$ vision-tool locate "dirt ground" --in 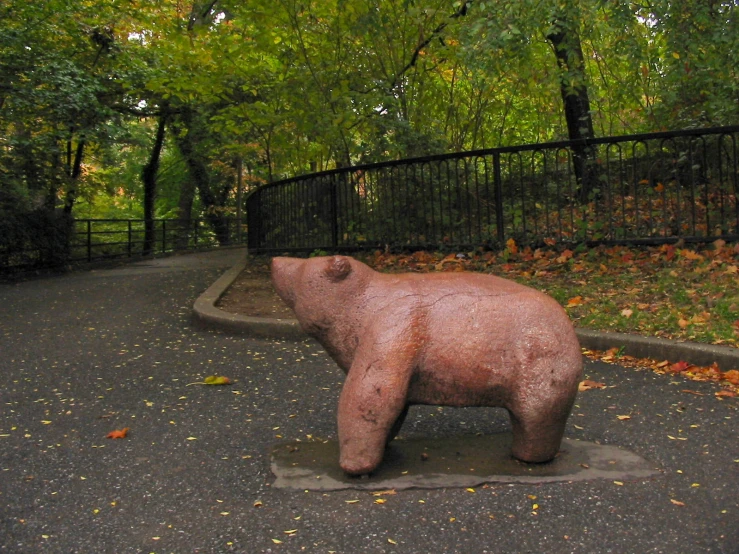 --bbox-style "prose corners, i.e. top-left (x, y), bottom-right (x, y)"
top-left (215, 258), bottom-right (294, 318)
